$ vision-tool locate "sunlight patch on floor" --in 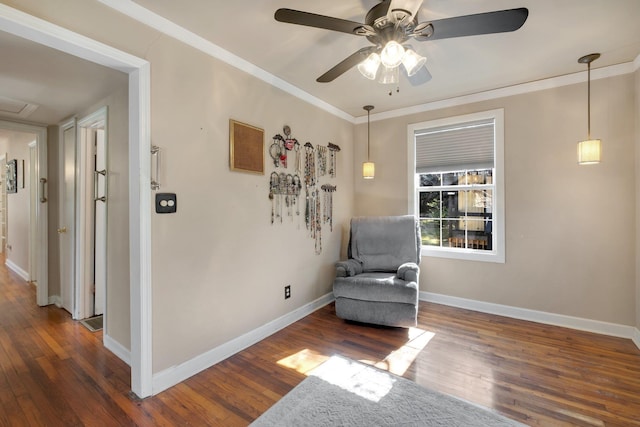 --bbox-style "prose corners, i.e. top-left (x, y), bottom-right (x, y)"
top-left (277, 348), bottom-right (329, 374)
top-left (310, 355), bottom-right (395, 403)
top-left (276, 327), bottom-right (436, 378)
top-left (375, 328), bottom-right (435, 376)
